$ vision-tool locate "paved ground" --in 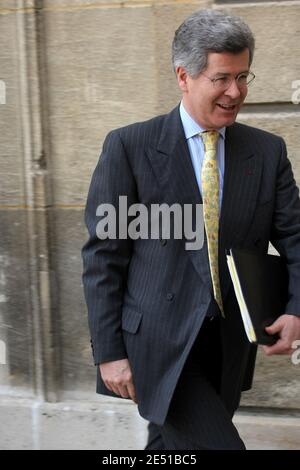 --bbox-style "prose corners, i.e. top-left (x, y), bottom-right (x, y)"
top-left (0, 395), bottom-right (299, 450)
